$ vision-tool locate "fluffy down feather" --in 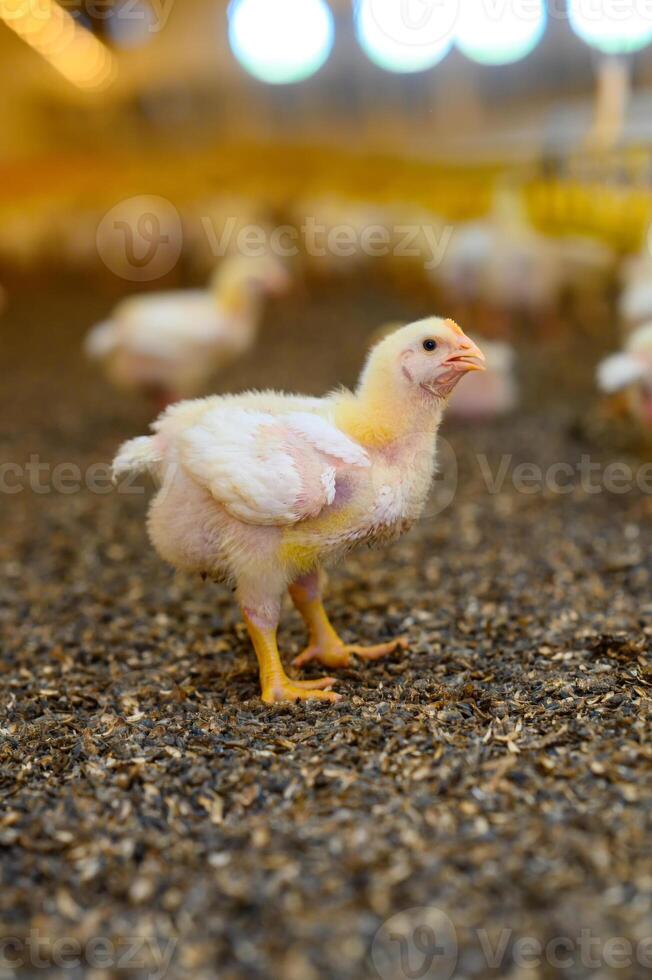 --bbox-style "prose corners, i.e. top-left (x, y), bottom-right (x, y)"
top-left (112, 436), bottom-right (163, 479)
